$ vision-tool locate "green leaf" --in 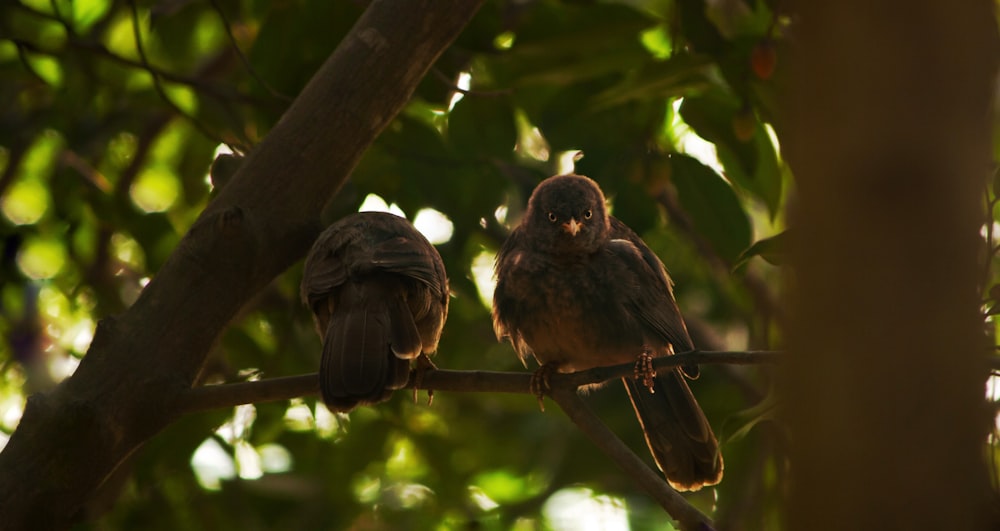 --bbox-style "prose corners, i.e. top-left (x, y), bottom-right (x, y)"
top-left (734, 230), bottom-right (790, 269)
top-left (487, 3), bottom-right (653, 88)
top-left (669, 153), bottom-right (752, 263)
top-left (448, 97), bottom-right (517, 159)
top-left (680, 92), bottom-right (783, 216)
top-left (590, 53), bottom-right (715, 110)
top-left (722, 391), bottom-right (779, 444)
